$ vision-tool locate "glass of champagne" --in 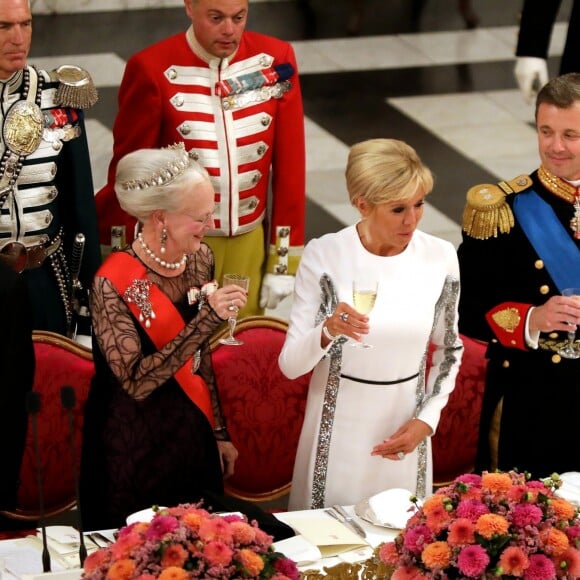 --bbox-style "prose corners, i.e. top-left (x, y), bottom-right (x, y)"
top-left (557, 287), bottom-right (580, 359)
top-left (351, 277), bottom-right (378, 349)
top-left (219, 273), bottom-right (250, 346)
